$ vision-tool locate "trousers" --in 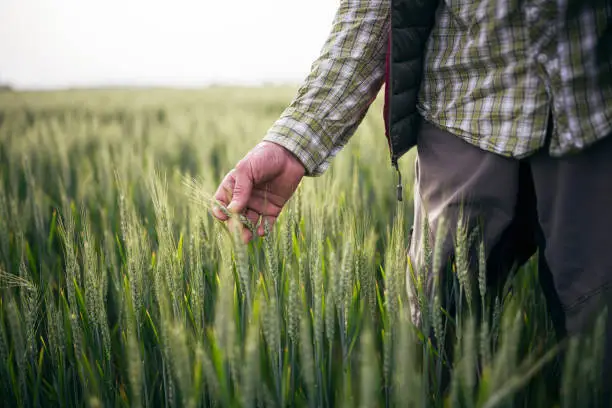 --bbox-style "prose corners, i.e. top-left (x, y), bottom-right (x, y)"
top-left (407, 119), bottom-right (612, 395)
